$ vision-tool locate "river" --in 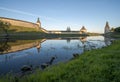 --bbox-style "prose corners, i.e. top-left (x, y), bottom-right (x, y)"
top-left (0, 36), bottom-right (111, 75)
